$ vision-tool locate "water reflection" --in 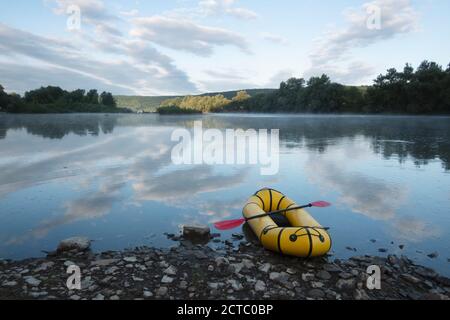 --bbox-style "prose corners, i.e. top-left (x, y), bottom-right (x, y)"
top-left (0, 114), bottom-right (449, 276)
top-left (1, 114), bottom-right (448, 170)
